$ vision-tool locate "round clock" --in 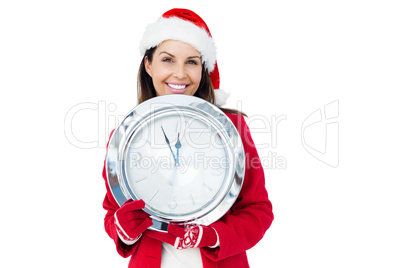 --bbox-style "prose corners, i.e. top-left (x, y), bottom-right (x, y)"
top-left (106, 95), bottom-right (245, 231)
